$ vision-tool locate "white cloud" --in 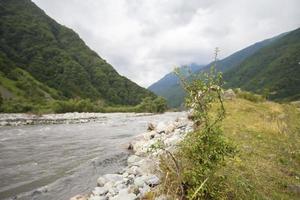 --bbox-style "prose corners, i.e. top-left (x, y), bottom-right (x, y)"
top-left (33, 0), bottom-right (300, 87)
